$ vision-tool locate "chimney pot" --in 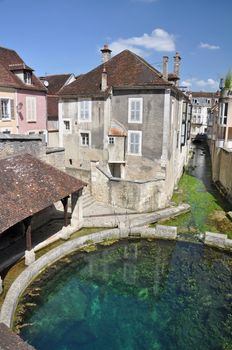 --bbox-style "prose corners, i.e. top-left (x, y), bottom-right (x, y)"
top-left (101, 44), bottom-right (112, 63)
top-left (173, 52), bottom-right (181, 85)
top-left (162, 56), bottom-right (169, 80)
